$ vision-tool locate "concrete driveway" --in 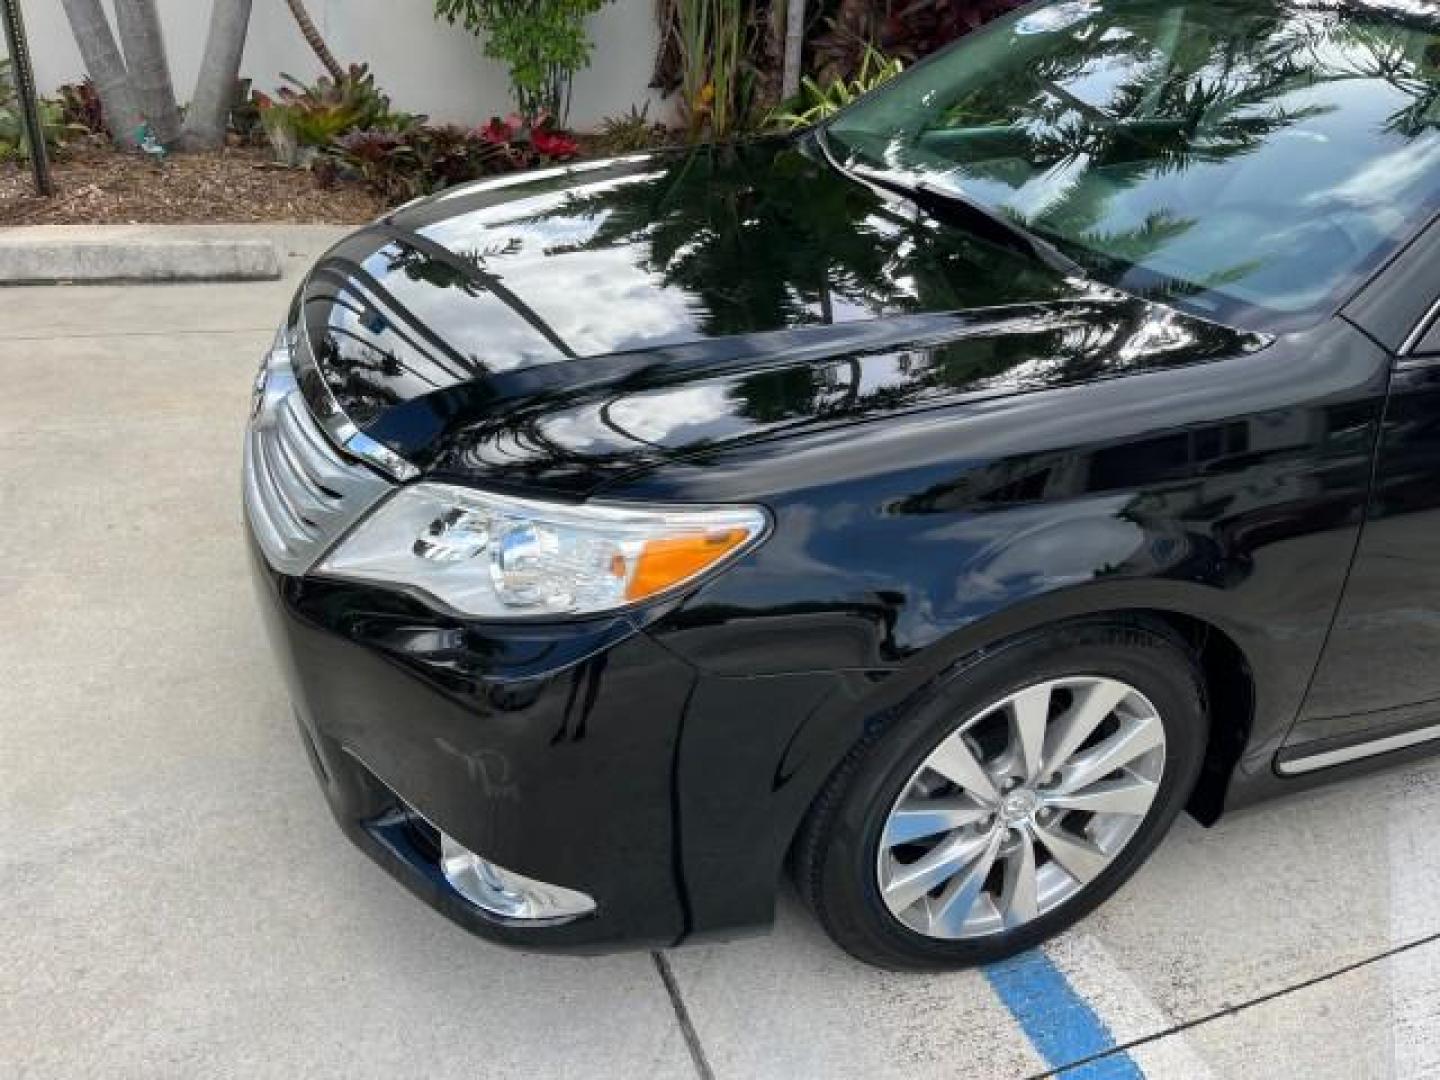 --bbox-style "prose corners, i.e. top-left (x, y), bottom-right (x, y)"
top-left (3, 228), bottom-right (1439, 1079)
